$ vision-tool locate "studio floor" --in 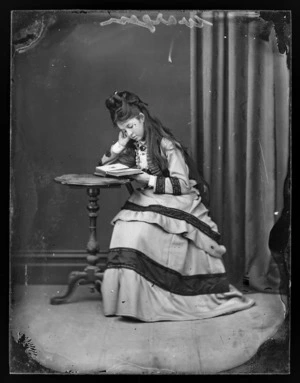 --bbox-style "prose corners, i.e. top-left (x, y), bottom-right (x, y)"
top-left (10, 284), bottom-right (289, 374)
